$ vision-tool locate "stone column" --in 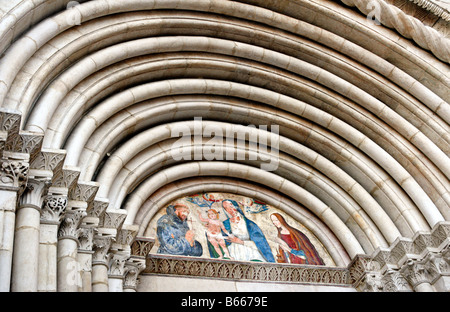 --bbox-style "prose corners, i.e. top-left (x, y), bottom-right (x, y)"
top-left (0, 159), bottom-right (28, 292)
top-left (11, 177), bottom-right (50, 292)
top-left (38, 195), bottom-right (67, 292)
top-left (77, 227), bottom-right (94, 292)
top-left (92, 235), bottom-right (113, 292)
top-left (57, 209), bottom-right (86, 292)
